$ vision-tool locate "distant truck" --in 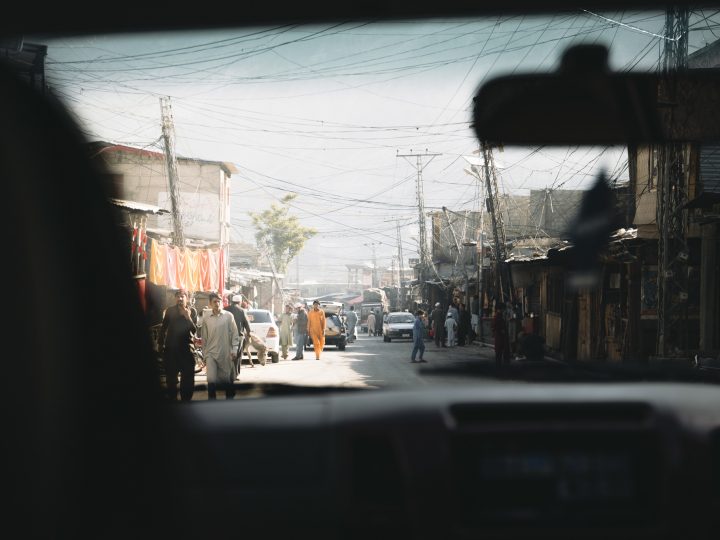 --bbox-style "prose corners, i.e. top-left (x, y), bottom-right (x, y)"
top-left (358, 288), bottom-right (389, 333)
